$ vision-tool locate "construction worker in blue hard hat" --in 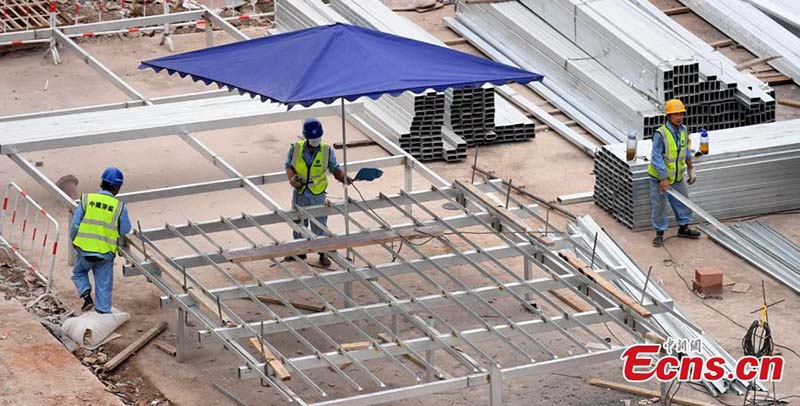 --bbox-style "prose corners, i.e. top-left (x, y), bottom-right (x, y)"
top-left (70, 167), bottom-right (132, 313)
top-left (648, 99), bottom-right (700, 247)
top-left (285, 118), bottom-right (350, 267)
